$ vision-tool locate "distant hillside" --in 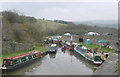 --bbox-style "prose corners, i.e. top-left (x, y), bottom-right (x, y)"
top-left (73, 20), bottom-right (118, 29)
top-left (52, 21), bottom-right (117, 36)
